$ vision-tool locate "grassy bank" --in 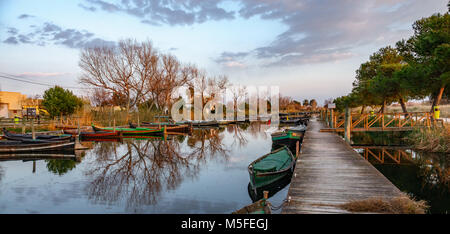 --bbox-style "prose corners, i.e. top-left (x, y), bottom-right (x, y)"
top-left (339, 195), bottom-right (428, 214)
top-left (406, 127), bottom-right (450, 153)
